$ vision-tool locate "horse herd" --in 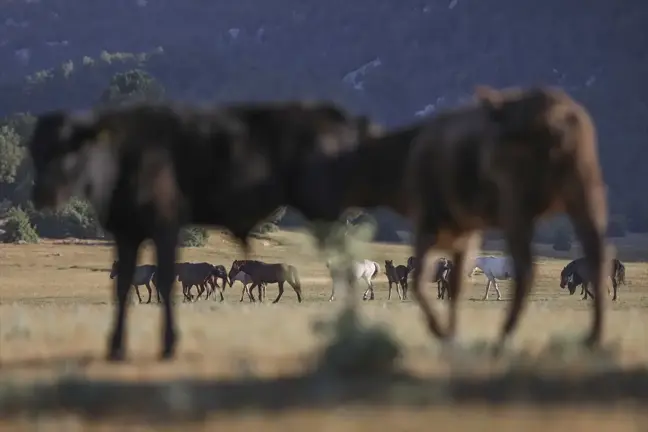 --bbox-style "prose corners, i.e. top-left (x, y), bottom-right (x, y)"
top-left (113, 254), bottom-right (627, 306)
top-left (28, 85), bottom-right (612, 360)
